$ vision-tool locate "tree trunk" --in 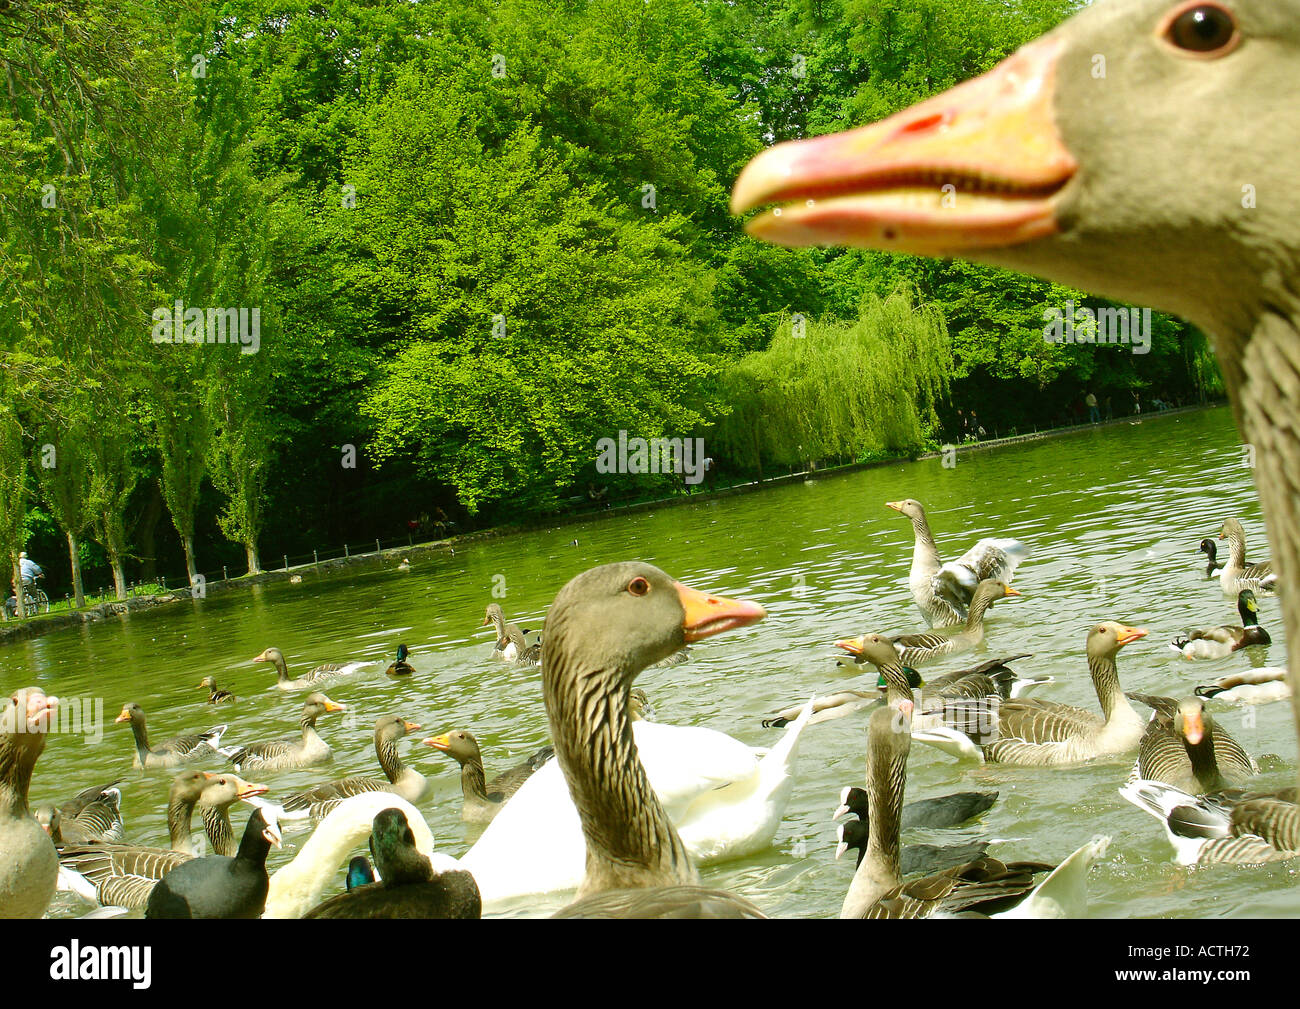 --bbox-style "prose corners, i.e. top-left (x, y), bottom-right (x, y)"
top-left (11, 559), bottom-right (24, 618)
top-left (182, 534), bottom-right (198, 584)
top-left (110, 556), bottom-right (127, 600)
top-left (137, 480), bottom-right (163, 582)
top-left (245, 542), bottom-right (260, 575)
top-left (66, 531), bottom-right (85, 608)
